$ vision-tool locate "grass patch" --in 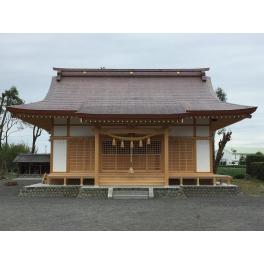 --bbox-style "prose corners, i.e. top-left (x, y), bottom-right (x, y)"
top-left (233, 179), bottom-right (264, 196)
top-left (217, 166), bottom-right (246, 178)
